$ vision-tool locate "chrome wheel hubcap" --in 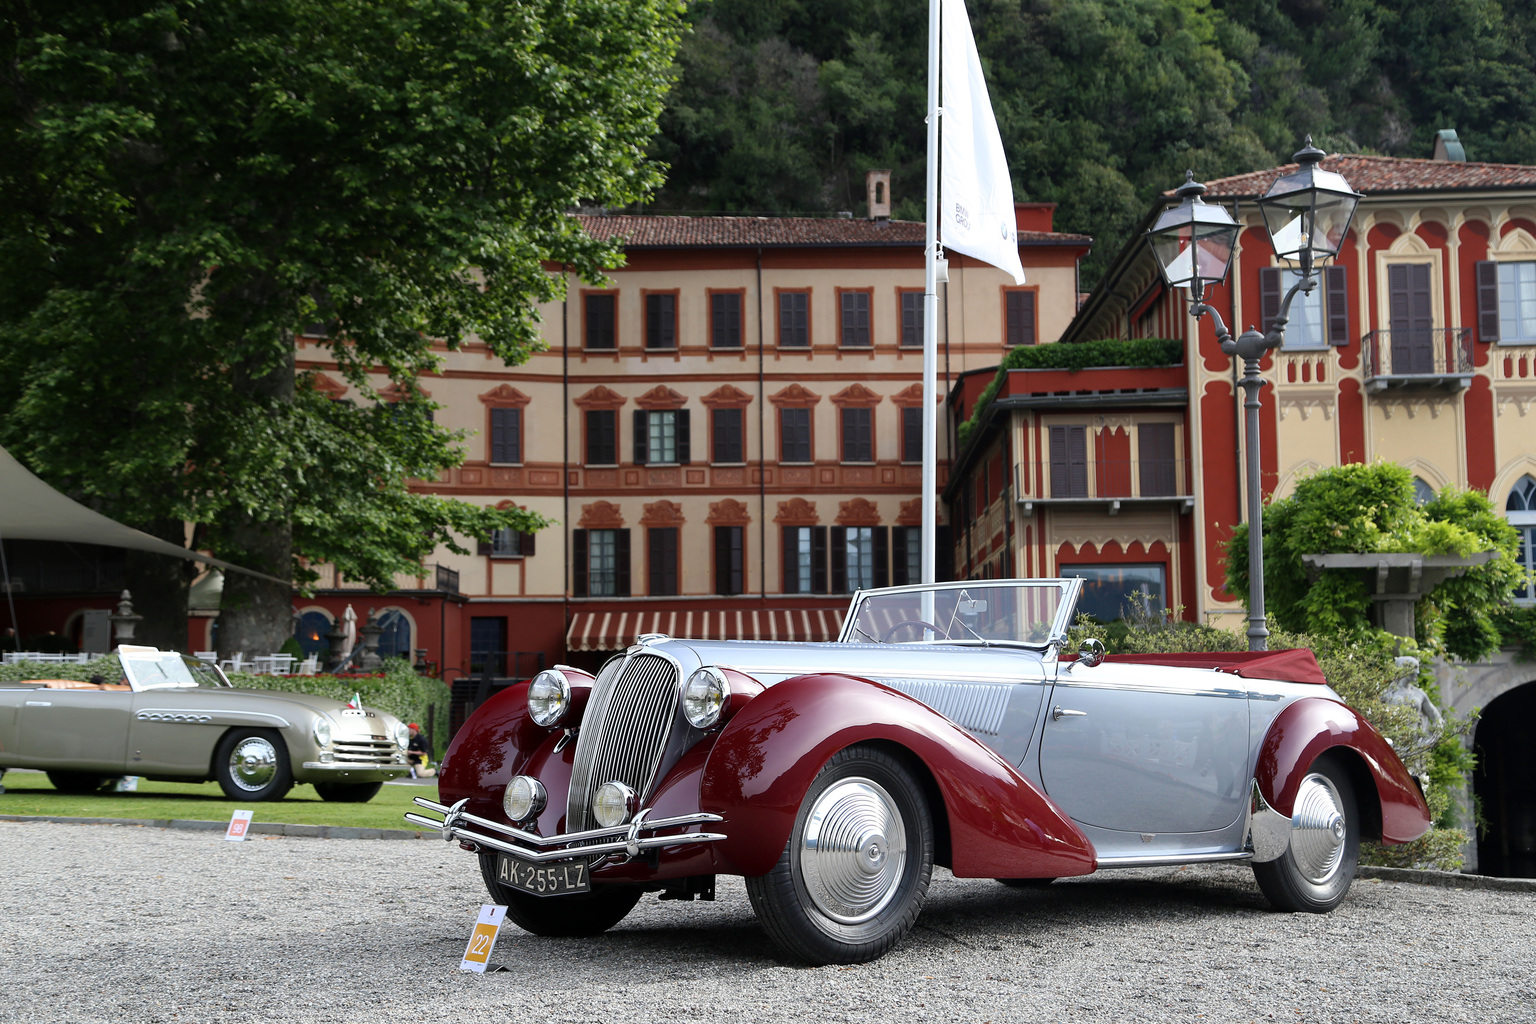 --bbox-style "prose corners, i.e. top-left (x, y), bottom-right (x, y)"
top-left (799, 777), bottom-right (907, 924)
top-left (229, 737), bottom-right (279, 792)
top-left (1290, 773), bottom-right (1347, 884)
